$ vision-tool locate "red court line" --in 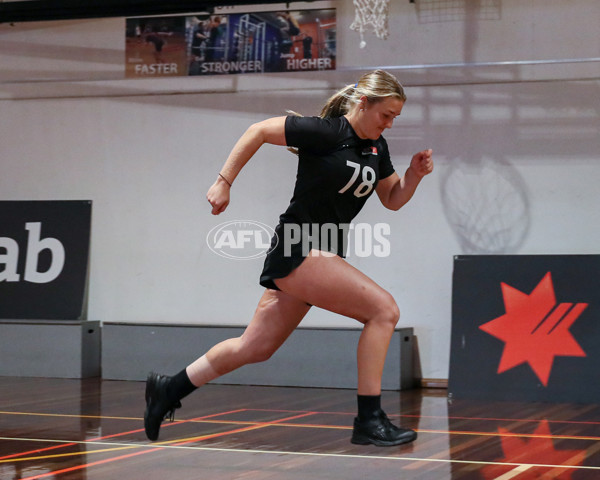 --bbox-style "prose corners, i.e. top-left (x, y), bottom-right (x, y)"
top-left (19, 448), bottom-right (157, 480)
top-left (174, 412), bottom-right (318, 446)
top-left (11, 410), bottom-right (600, 479)
top-left (0, 408), bottom-right (248, 462)
top-left (15, 411), bottom-right (318, 480)
top-left (7, 406), bottom-right (600, 479)
top-left (5, 405), bottom-right (596, 464)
